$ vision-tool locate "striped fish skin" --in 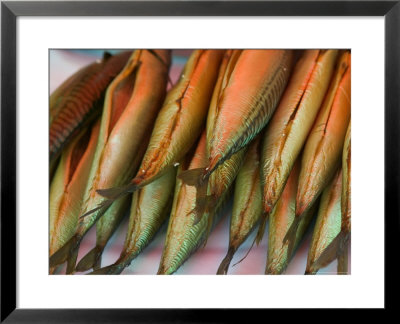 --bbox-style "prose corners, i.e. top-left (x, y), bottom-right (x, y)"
top-left (317, 122), bottom-right (351, 275)
top-left (49, 120), bottom-right (100, 260)
top-left (217, 135), bottom-right (263, 275)
top-left (50, 51), bottom-right (132, 162)
top-left (266, 160), bottom-right (315, 275)
top-left (296, 51), bottom-right (351, 219)
top-left (341, 122), bottom-right (351, 234)
top-left (49, 50), bottom-right (171, 272)
top-left (261, 49), bottom-right (339, 215)
top-left (206, 49), bottom-right (243, 155)
top-left (90, 167), bottom-right (177, 275)
top-left (205, 50), bottom-right (293, 177)
top-left (305, 169), bottom-right (342, 275)
top-left (158, 132), bottom-right (244, 275)
top-left (75, 195), bottom-right (130, 272)
top-left (337, 122), bottom-right (351, 274)
top-left (128, 49), bottom-right (225, 189)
